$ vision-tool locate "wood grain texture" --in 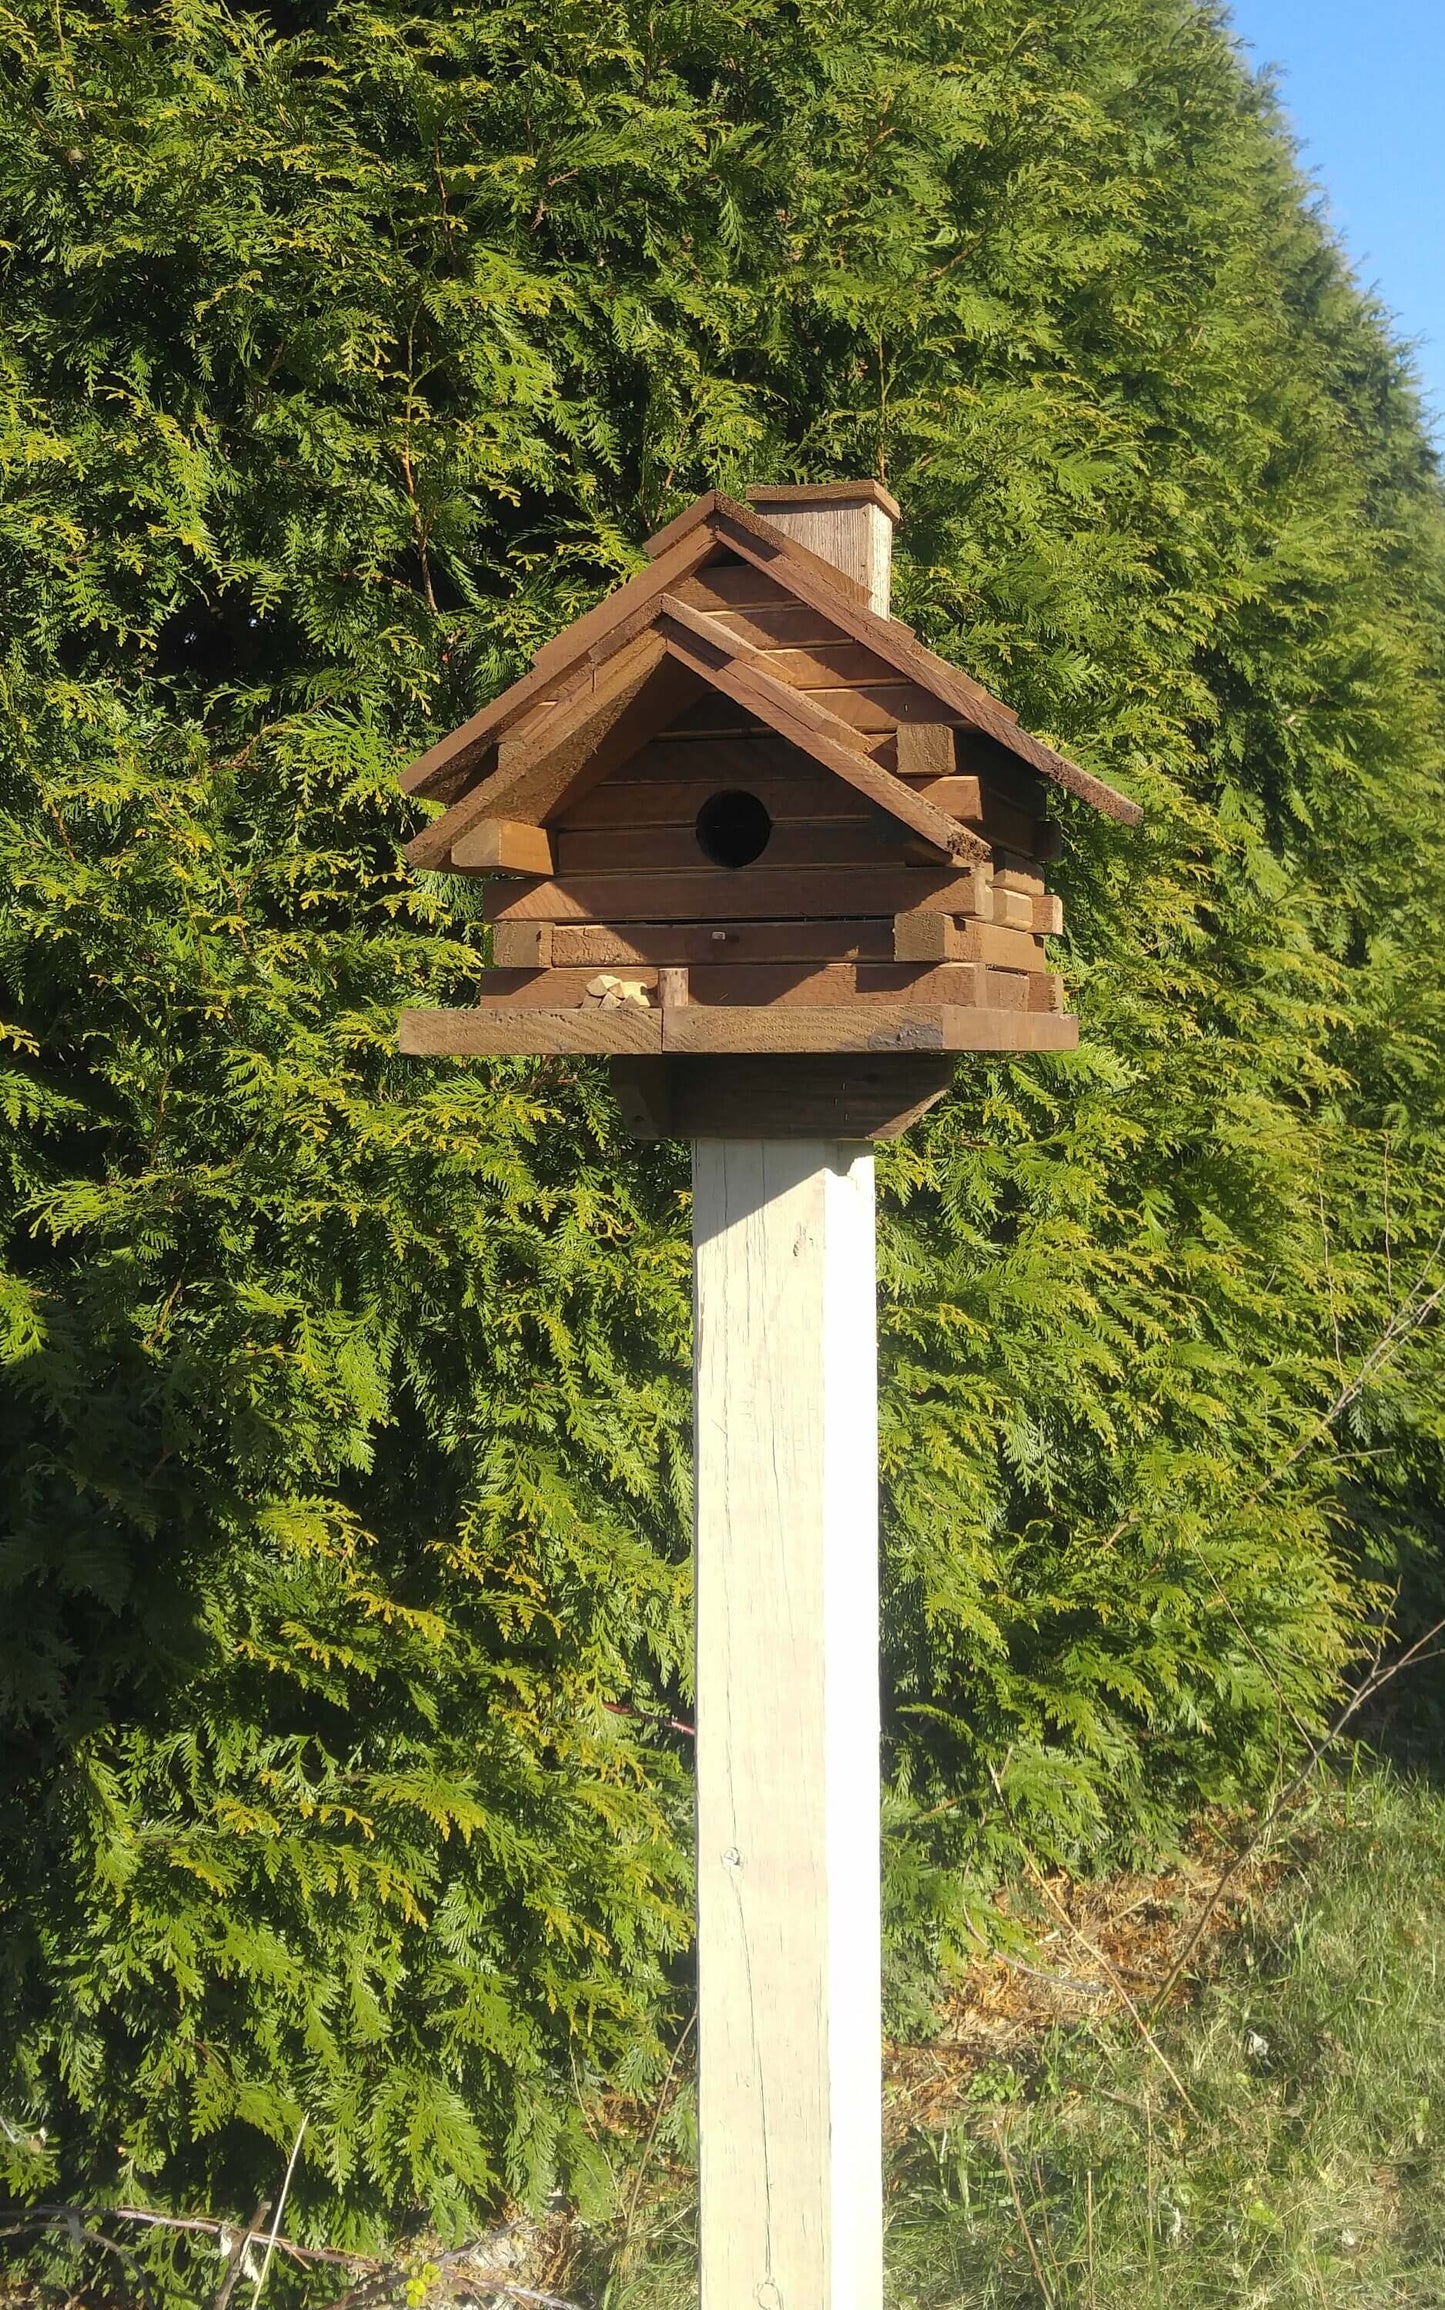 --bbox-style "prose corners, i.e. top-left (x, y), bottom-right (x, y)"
top-left (554, 818), bottom-right (921, 875)
top-left (470, 962), bottom-right (985, 1008)
top-left (671, 588), bottom-right (854, 650)
top-left (397, 1006), bottom-right (661, 1055)
top-left (686, 963), bottom-right (983, 1007)
top-left (483, 863), bottom-right (999, 924)
top-left (550, 920), bottom-right (896, 966)
top-left (893, 722), bottom-right (956, 781)
top-left (612, 1054), bottom-right (957, 1140)
top-left (663, 1006), bottom-right (1075, 1053)
top-left (405, 636), bottom-right (673, 866)
top-left (740, 488), bottom-right (895, 614)
top-left (708, 505), bottom-right (1143, 822)
top-left (992, 888), bottom-right (1035, 931)
top-left (693, 1141), bottom-right (883, 2310)
top-left (893, 912), bottom-right (1045, 970)
top-left (560, 771), bottom-right (875, 830)
top-left (399, 522), bottom-right (718, 800)
top-left (489, 921), bottom-right (554, 967)
top-left (642, 490), bottom-right (873, 607)
top-left (449, 819), bottom-right (554, 875)
top-left (655, 599), bottom-right (987, 861)
top-left (909, 778), bottom-right (1041, 856)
